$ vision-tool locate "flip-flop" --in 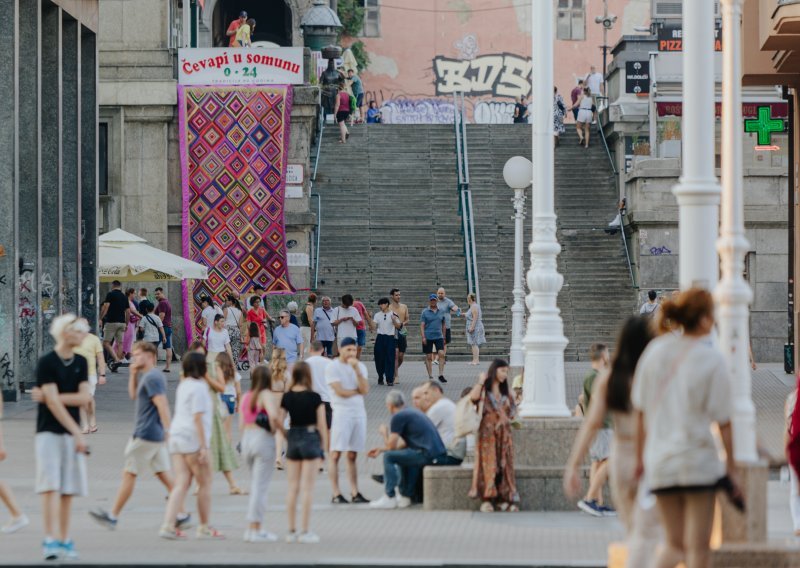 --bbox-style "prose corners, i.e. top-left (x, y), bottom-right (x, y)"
top-left (89, 425), bottom-right (98, 434)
